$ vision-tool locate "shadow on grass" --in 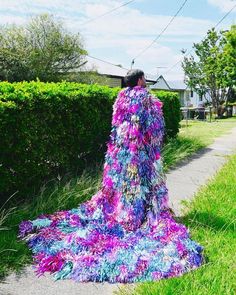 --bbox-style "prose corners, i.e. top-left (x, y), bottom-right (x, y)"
top-left (167, 147), bottom-right (213, 170)
top-left (162, 136), bottom-right (207, 171)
